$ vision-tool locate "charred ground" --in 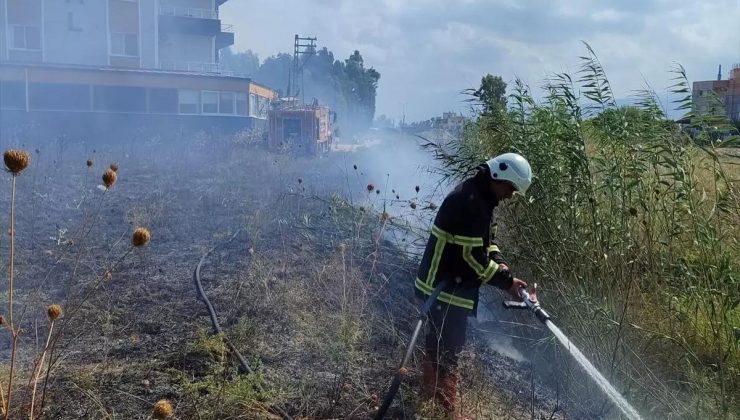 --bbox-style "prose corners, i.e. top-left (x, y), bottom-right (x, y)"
top-left (0, 133), bottom-right (592, 419)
